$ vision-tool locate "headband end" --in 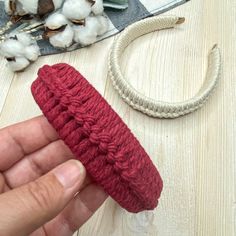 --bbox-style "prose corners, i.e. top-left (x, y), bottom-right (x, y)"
top-left (176, 17), bottom-right (185, 24)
